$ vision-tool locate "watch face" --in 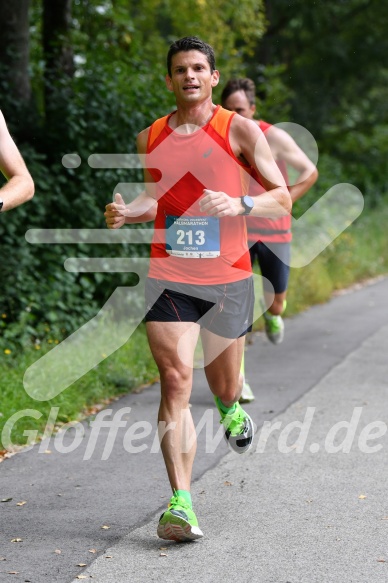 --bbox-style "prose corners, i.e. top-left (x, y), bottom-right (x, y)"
top-left (242, 196), bottom-right (254, 214)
